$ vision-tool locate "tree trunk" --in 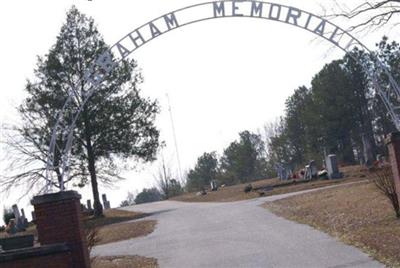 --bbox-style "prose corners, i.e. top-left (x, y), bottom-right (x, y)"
top-left (362, 134), bottom-right (374, 168)
top-left (83, 112), bottom-right (103, 217)
top-left (87, 140), bottom-right (103, 217)
top-left (341, 133), bottom-right (355, 165)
